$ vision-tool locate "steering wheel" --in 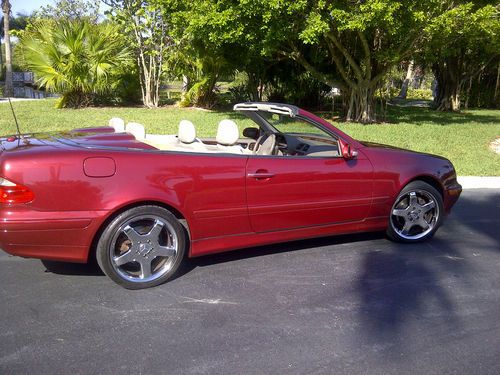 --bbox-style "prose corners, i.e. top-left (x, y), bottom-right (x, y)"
top-left (254, 134), bottom-right (277, 155)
